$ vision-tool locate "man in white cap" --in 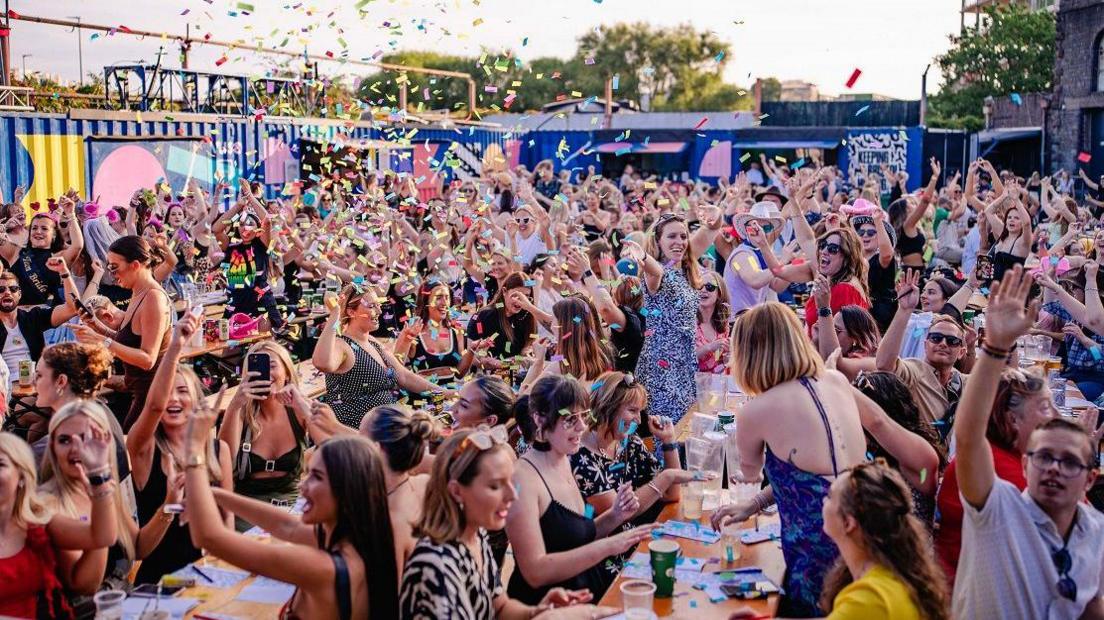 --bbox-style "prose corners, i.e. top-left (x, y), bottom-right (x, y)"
top-left (723, 201), bottom-right (785, 313)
